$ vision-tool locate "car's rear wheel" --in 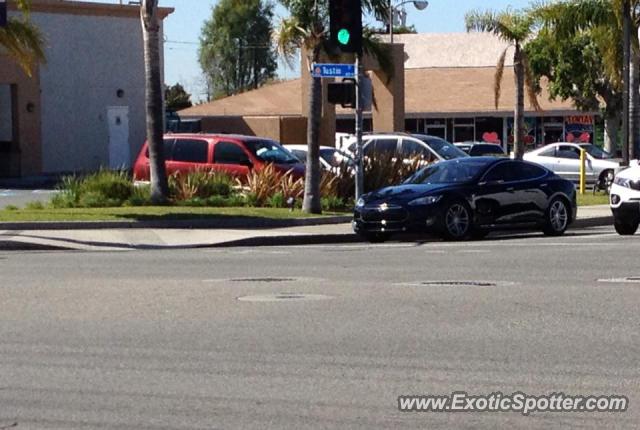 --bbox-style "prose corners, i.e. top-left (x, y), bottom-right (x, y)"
top-left (542, 198), bottom-right (570, 236)
top-left (614, 216), bottom-right (639, 235)
top-left (441, 201), bottom-right (472, 241)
